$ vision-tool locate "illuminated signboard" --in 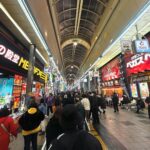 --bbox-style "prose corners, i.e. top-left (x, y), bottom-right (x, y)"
top-left (130, 83), bottom-right (138, 97)
top-left (0, 44), bottom-right (47, 82)
top-left (101, 57), bottom-right (121, 81)
top-left (134, 39), bottom-right (150, 53)
top-left (125, 53), bottom-right (150, 76)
